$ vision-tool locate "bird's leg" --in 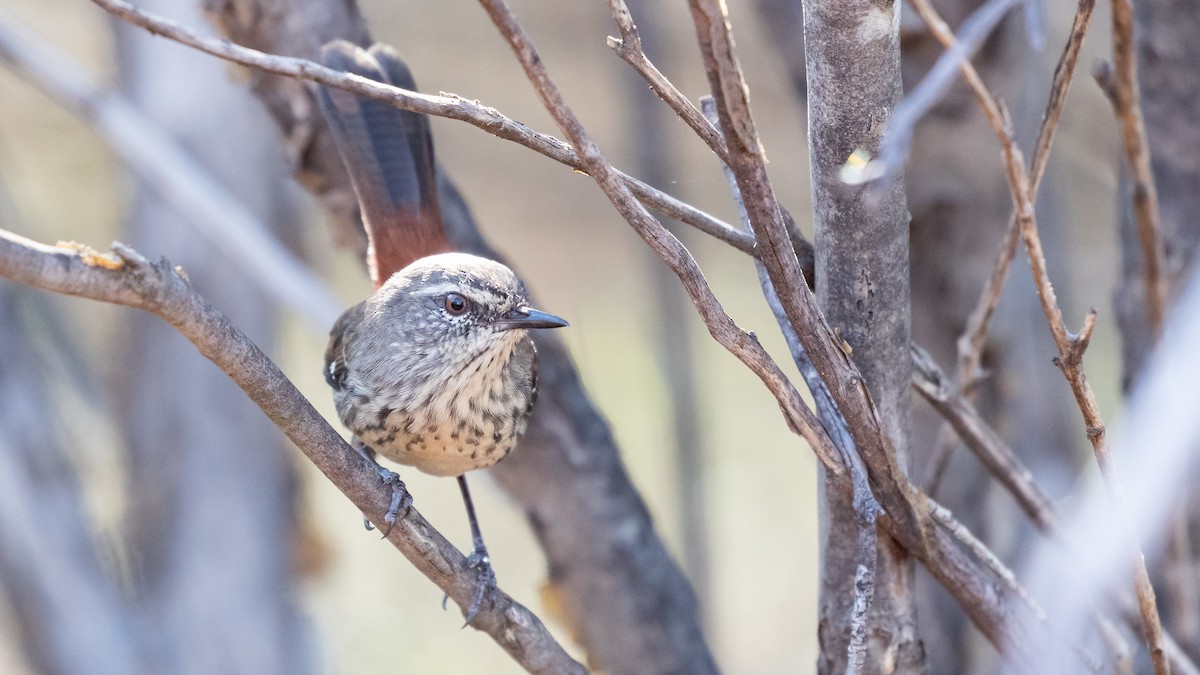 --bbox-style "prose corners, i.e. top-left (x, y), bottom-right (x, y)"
top-left (353, 437), bottom-right (411, 538)
top-left (456, 474), bottom-right (496, 626)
